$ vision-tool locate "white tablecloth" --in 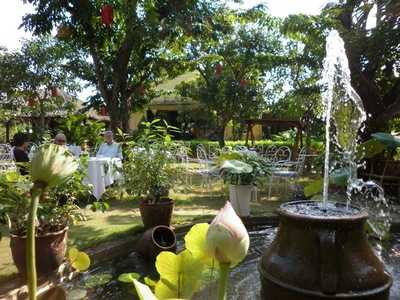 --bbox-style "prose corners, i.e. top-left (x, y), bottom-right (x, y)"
top-left (85, 157), bottom-right (122, 200)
